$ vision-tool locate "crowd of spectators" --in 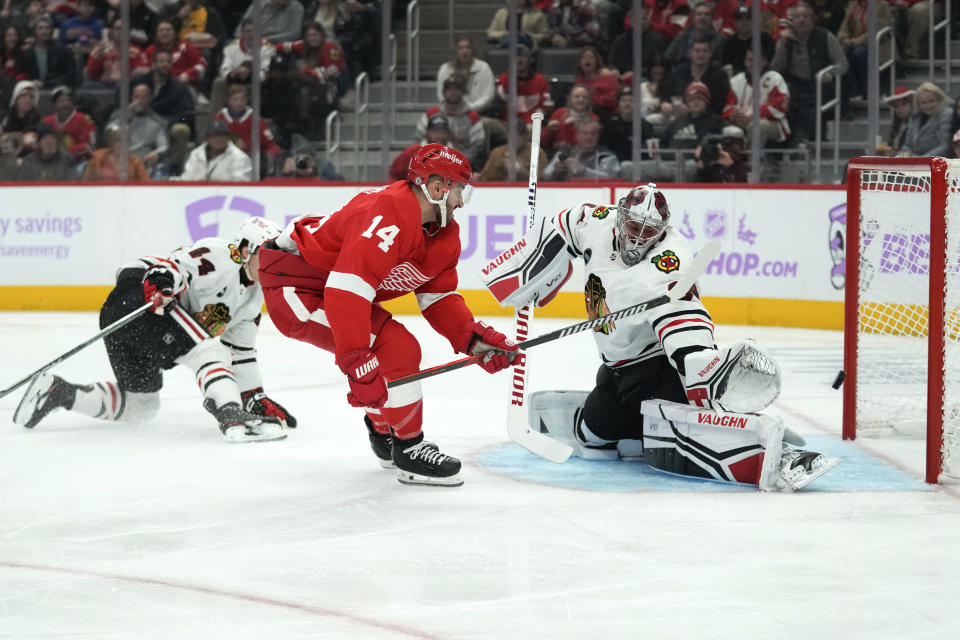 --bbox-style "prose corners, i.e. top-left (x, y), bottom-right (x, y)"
top-left (0, 0), bottom-right (375, 182)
